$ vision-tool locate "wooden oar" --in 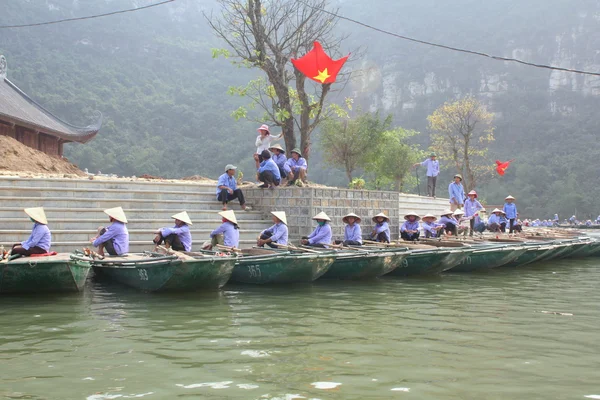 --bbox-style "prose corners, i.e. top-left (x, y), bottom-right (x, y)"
top-left (329, 243), bottom-right (364, 252)
top-left (272, 242), bottom-right (321, 254)
top-left (155, 245), bottom-right (197, 260)
top-left (216, 244), bottom-right (243, 254)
